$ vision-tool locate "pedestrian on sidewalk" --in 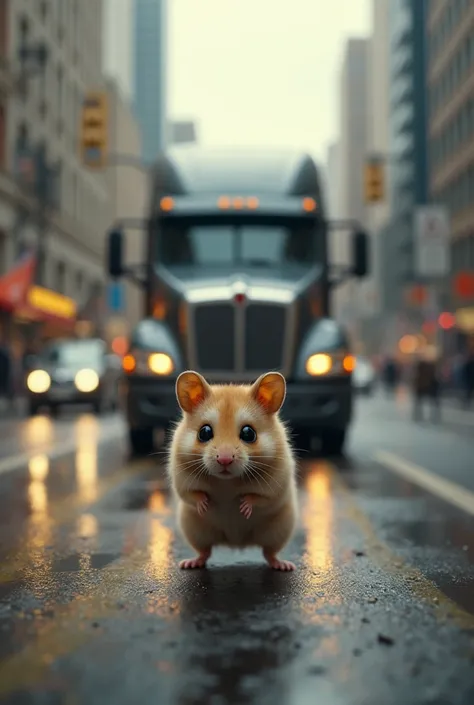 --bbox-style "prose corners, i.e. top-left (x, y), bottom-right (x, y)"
top-left (411, 346), bottom-right (441, 423)
top-left (460, 341), bottom-right (474, 408)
